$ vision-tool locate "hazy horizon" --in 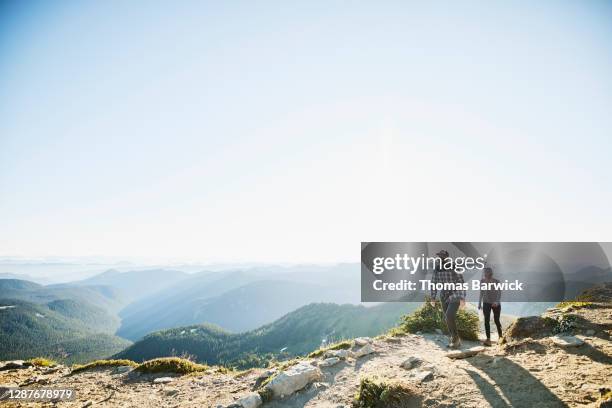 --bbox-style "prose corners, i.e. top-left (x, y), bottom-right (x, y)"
top-left (2, 1), bottom-right (612, 262)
